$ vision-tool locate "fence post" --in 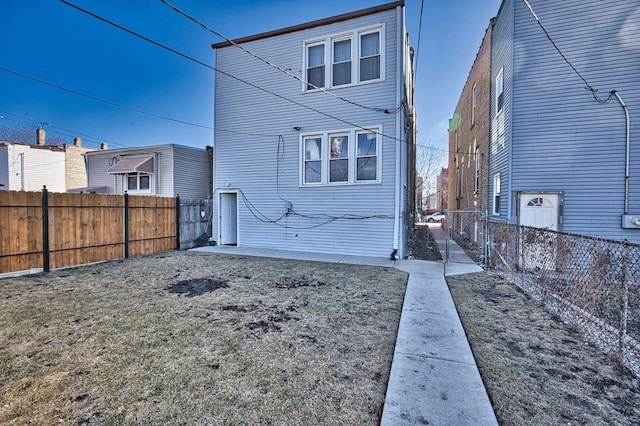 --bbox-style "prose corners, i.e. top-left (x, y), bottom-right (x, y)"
top-left (619, 244), bottom-right (630, 362)
top-left (175, 195), bottom-right (181, 250)
top-left (41, 186), bottom-right (50, 272)
top-left (124, 191), bottom-right (129, 259)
